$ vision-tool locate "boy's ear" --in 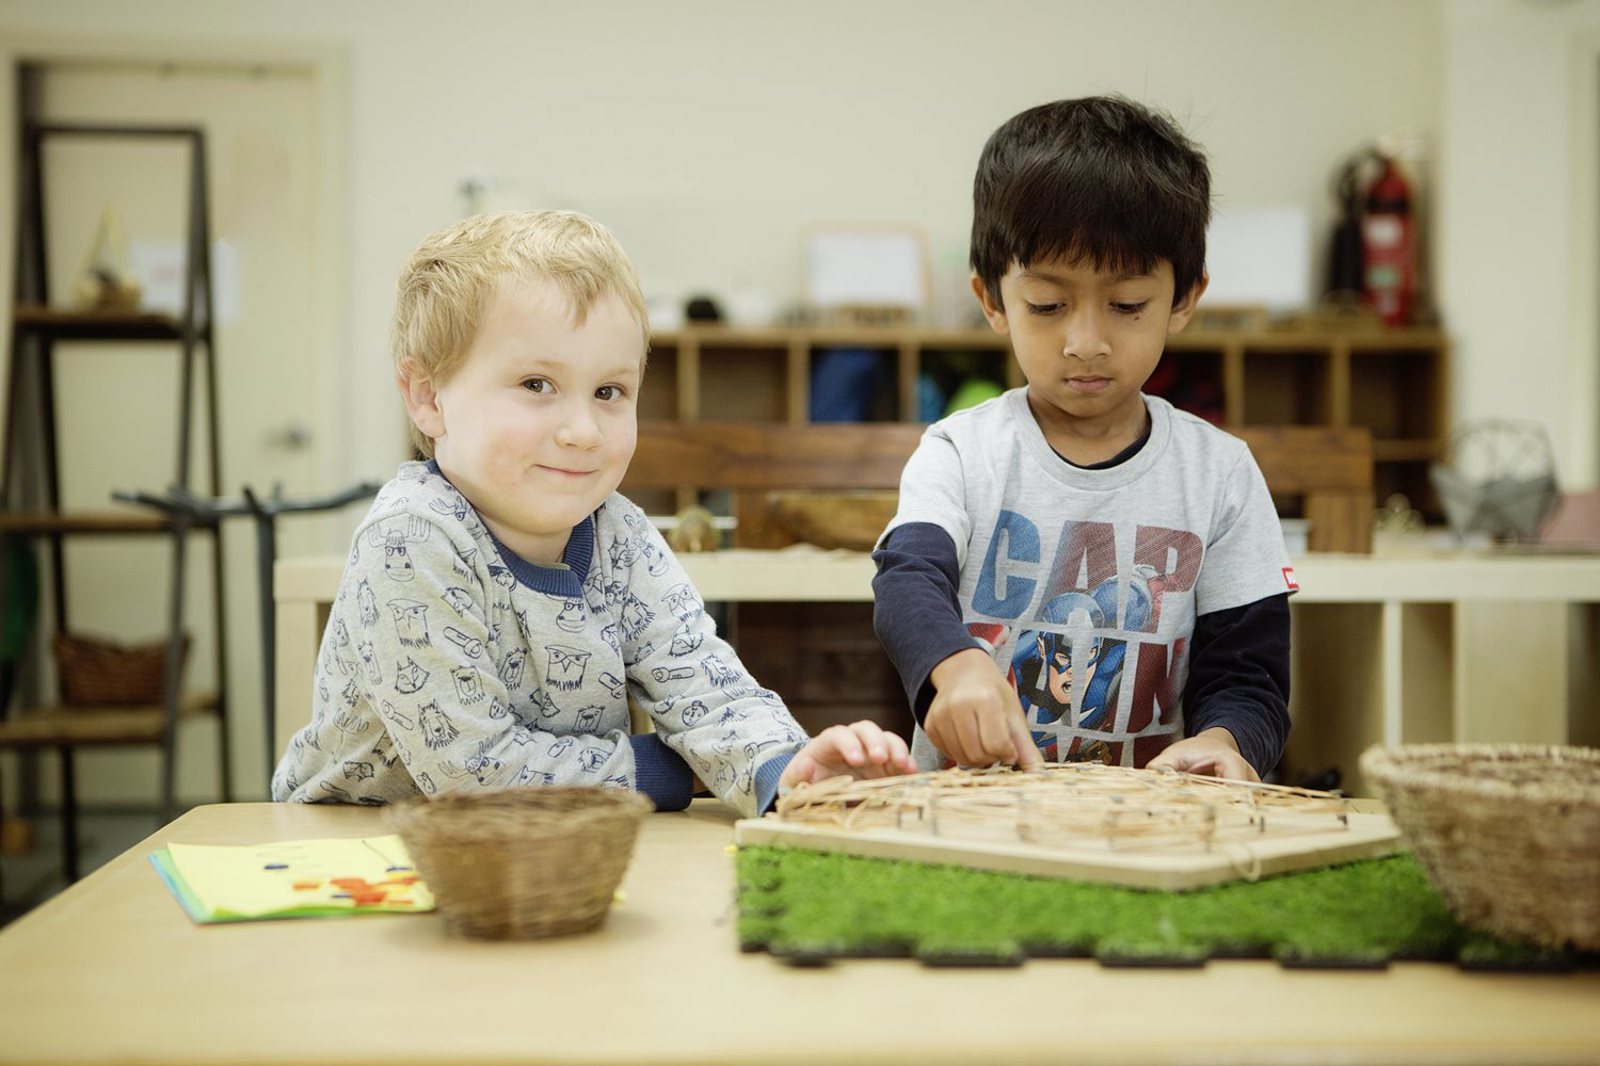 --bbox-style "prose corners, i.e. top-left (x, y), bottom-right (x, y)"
top-left (970, 274), bottom-right (1009, 335)
top-left (1166, 272), bottom-right (1210, 335)
top-left (396, 360), bottom-right (446, 442)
